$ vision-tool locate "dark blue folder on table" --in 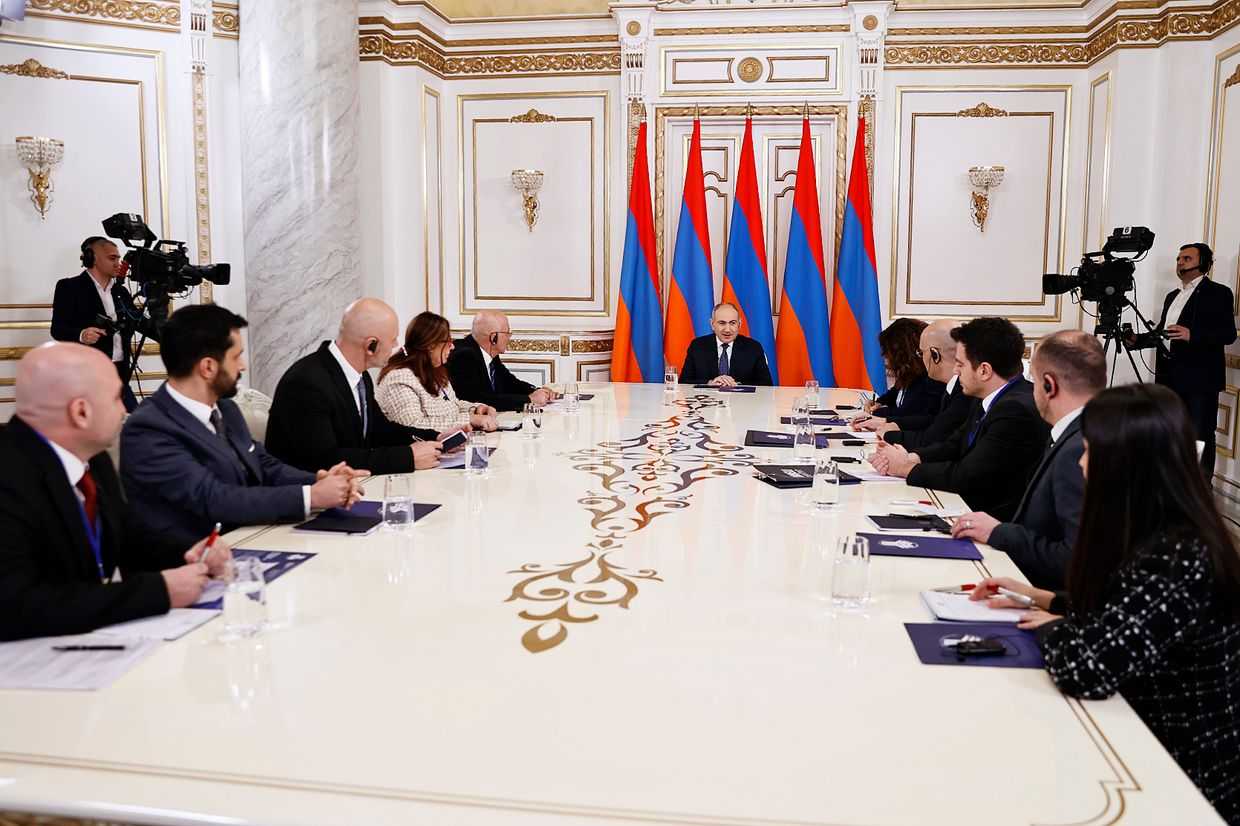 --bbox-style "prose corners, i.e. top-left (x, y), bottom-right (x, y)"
top-left (192, 549), bottom-right (316, 610)
top-left (857, 532), bottom-right (982, 560)
top-left (904, 622), bottom-right (1045, 669)
top-left (295, 500), bottom-right (441, 533)
top-left (779, 416), bottom-right (848, 426)
top-left (694, 384), bottom-right (757, 393)
top-left (745, 430), bottom-right (864, 449)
